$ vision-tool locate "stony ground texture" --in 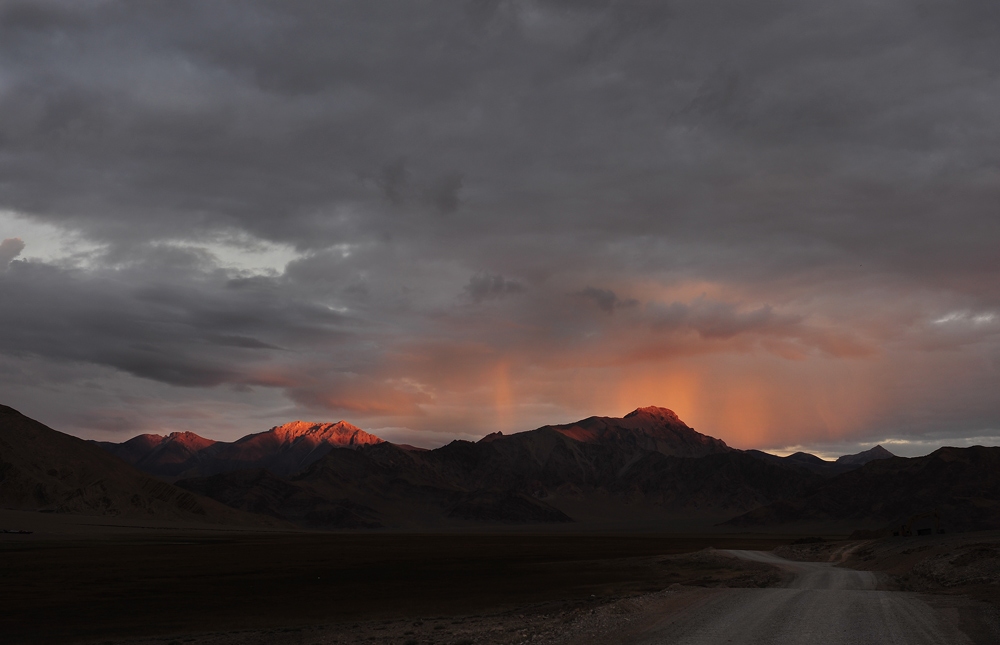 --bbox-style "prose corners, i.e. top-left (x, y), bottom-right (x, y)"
top-left (94, 589), bottom-right (692, 645)
top-left (48, 540), bottom-right (1000, 645)
top-left (99, 551), bottom-right (778, 645)
top-left (775, 531), bottom-right (1000, 601)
